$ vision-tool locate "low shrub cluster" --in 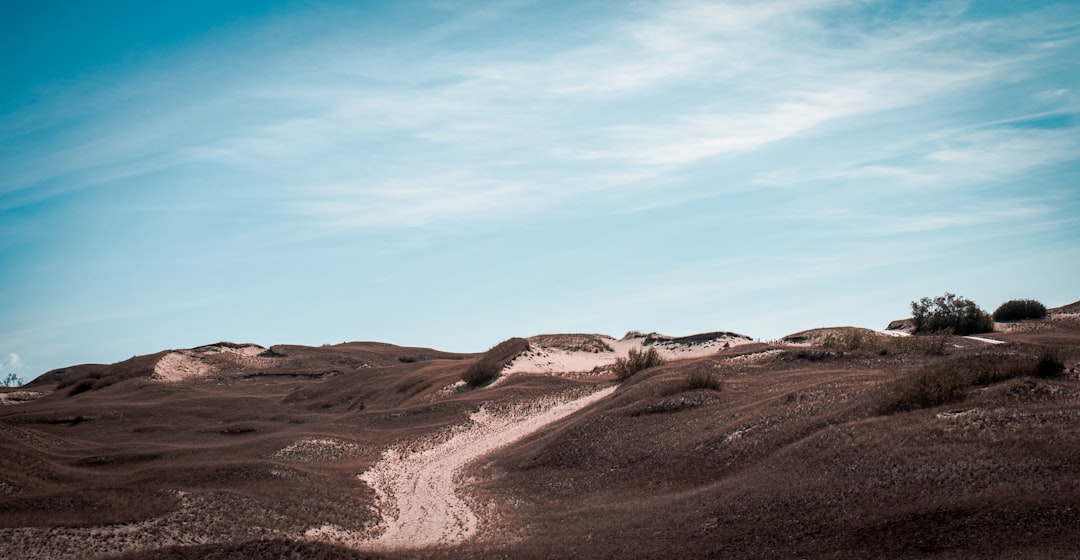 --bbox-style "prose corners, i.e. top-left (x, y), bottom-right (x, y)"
top-left (822, 330), bottom-right (881, 352)
top-left (782, 349), bottom-right (845, 362)
top-left (461, 337), bottom-right (530, 387)
top-left (893, 332), bottom-right (951, 356)
top-left (462, 361), bottom-right (501, 387)
top-left (1034, 349), bottom-right (1065, 379)
top-left (911, 293), bottom-right (993, 336)
top-left (613, 347), bottom-right (664, 381)
top-left (877, 350), bottom-right (1064, 414)
top-left (679, 370), bottom-right (723, 392)
top-left (992, 299), bottom-right (1048, 322)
